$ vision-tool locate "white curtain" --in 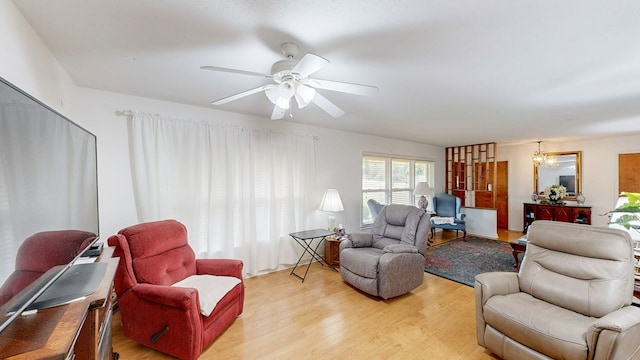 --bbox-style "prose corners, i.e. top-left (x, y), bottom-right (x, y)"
top-left (129, 113), bottom-right (316, 276)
